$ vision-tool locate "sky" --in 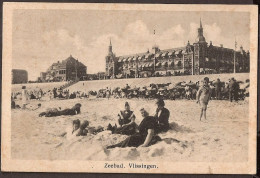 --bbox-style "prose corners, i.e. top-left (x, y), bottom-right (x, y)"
top-left (12, 10), bottom-right (250, 80)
